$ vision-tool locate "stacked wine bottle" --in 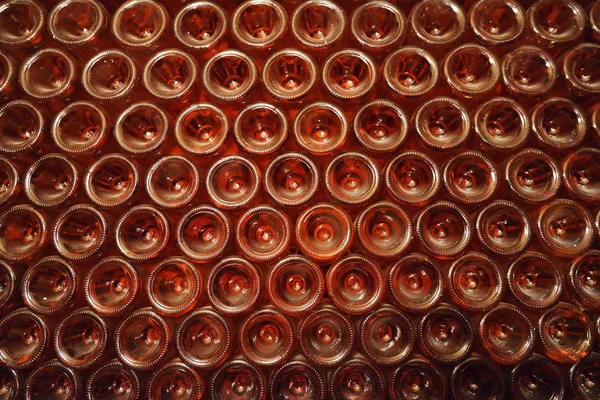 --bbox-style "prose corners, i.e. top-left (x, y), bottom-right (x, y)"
top-left (1, 0), bottom-right (600, 399)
